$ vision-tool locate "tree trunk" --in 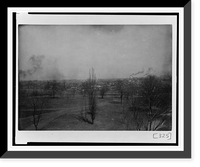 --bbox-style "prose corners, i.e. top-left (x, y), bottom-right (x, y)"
top-left (148, 98), bottom-right (153, 130)
top-left (33, 106), bottom-right (37, 130)
top-left (34, 125), bottom-right (38, 130)
top-left (120, 94), bottom-right (123, 104)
